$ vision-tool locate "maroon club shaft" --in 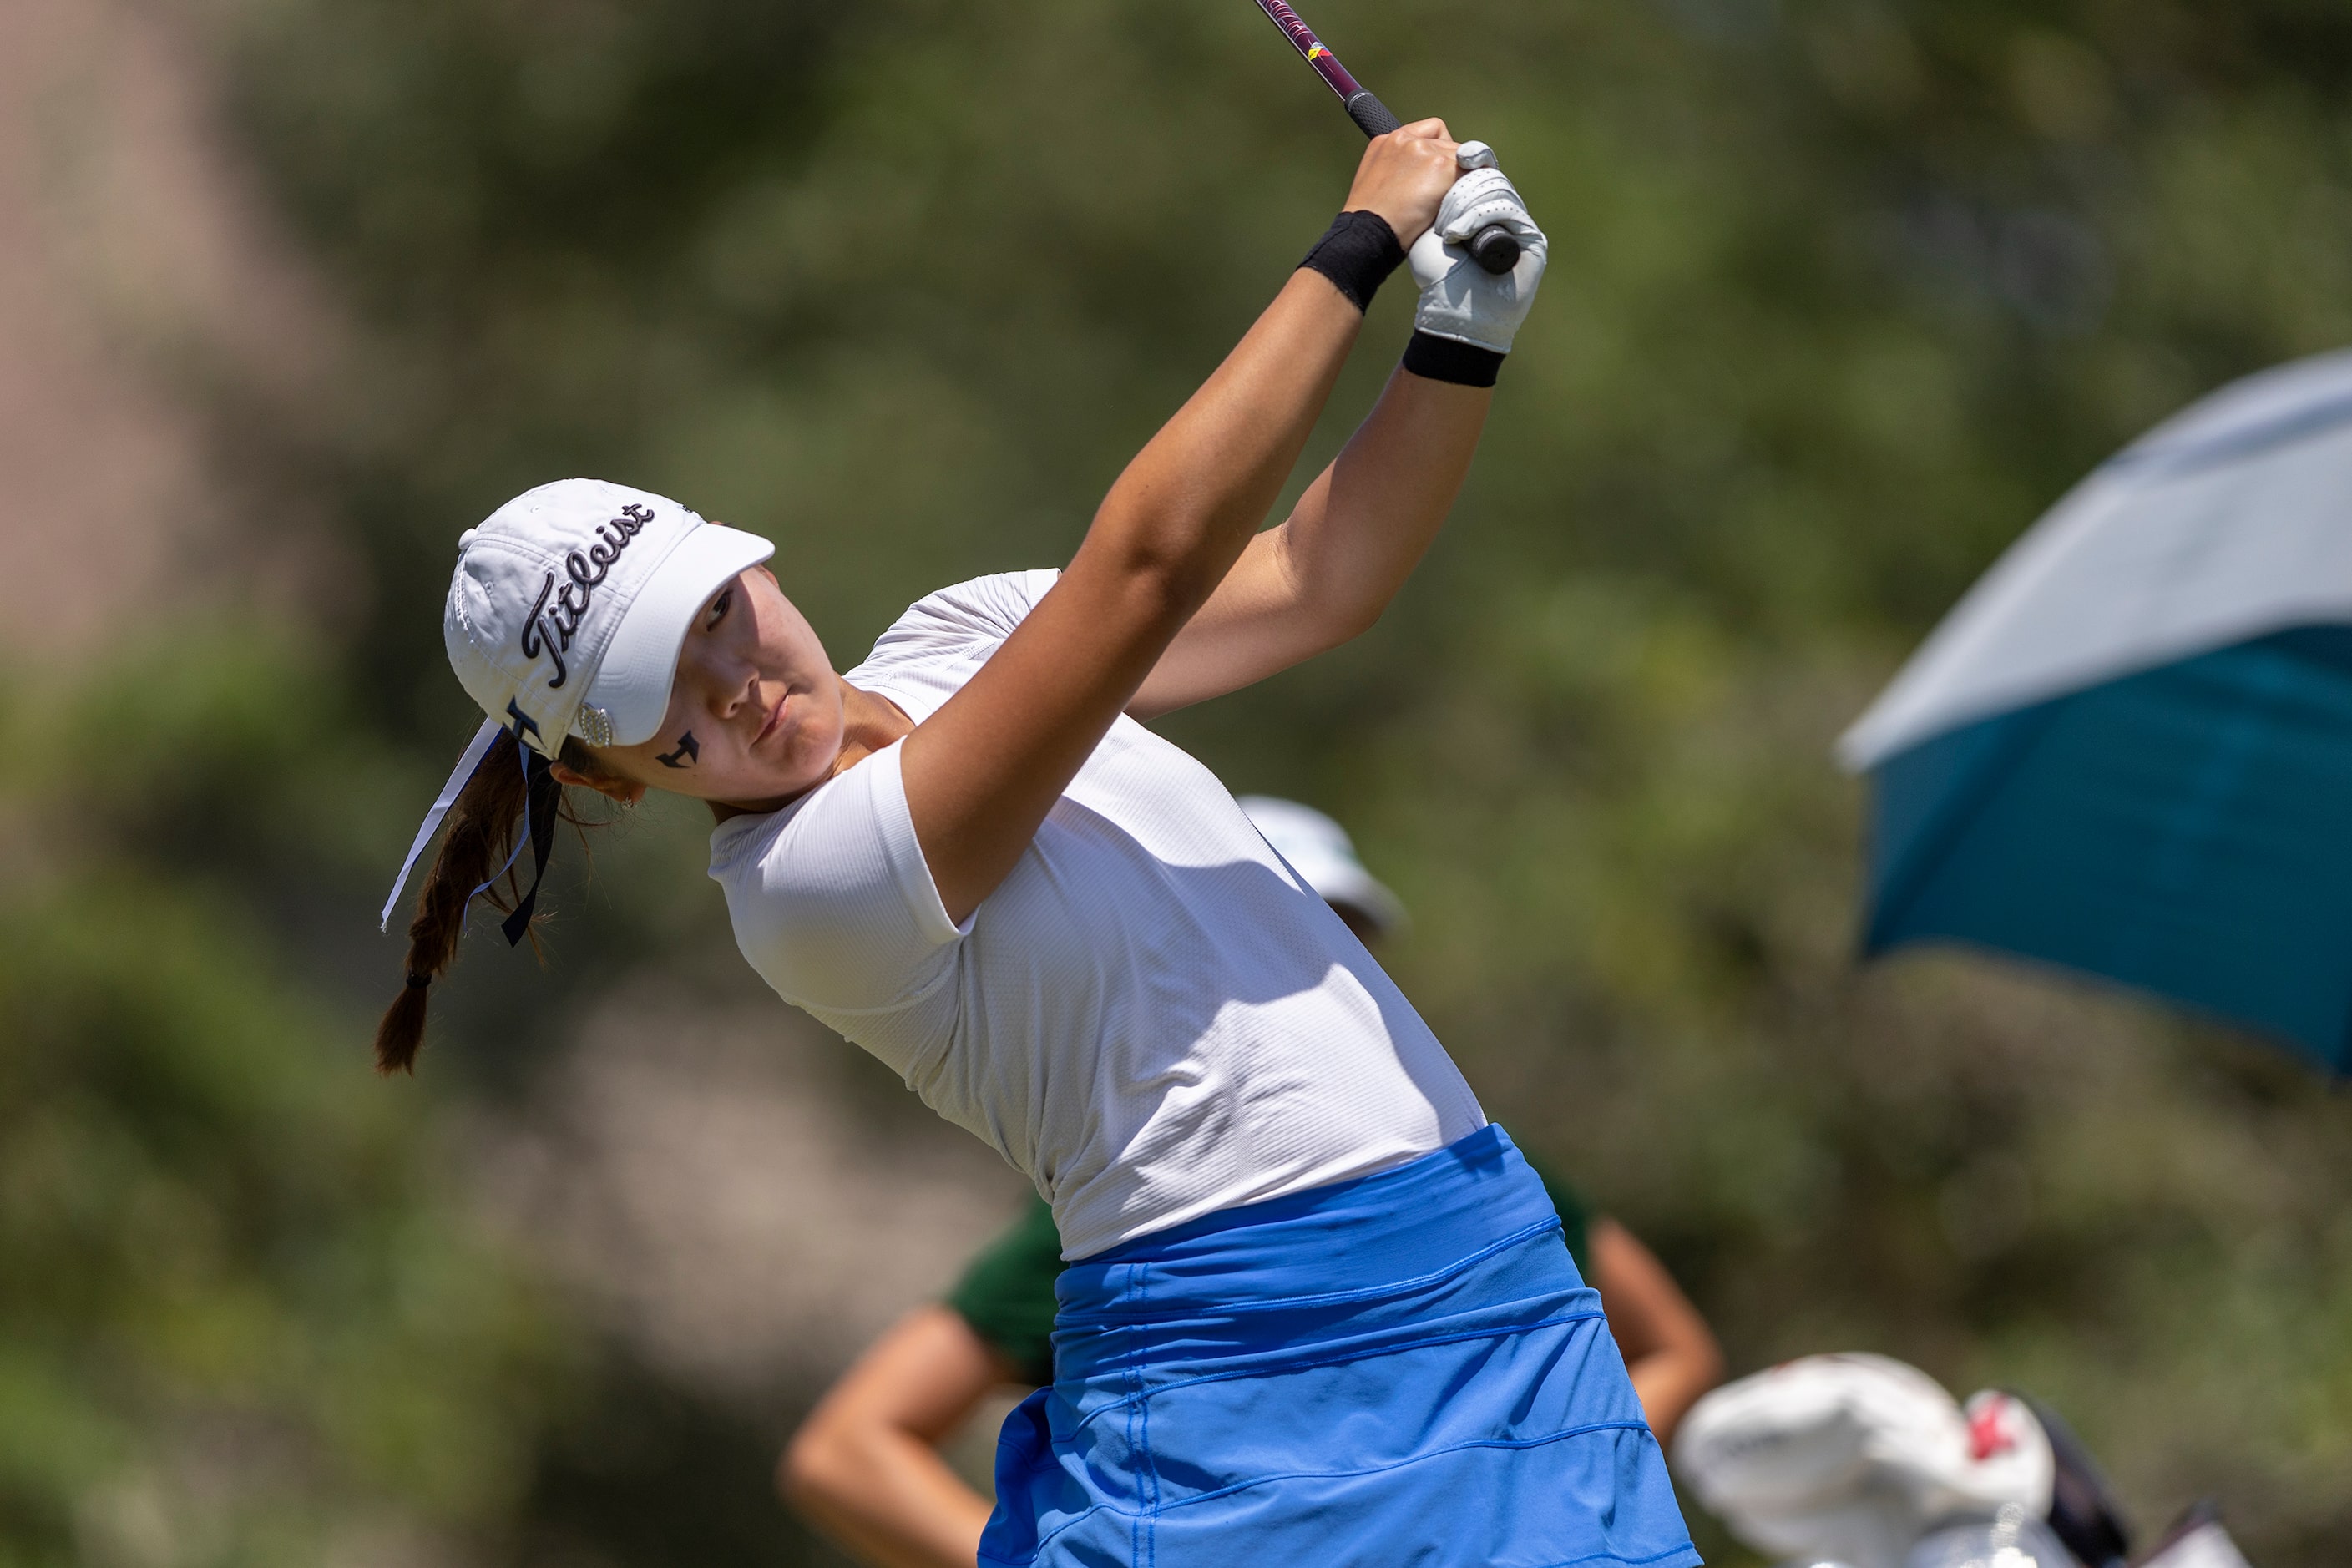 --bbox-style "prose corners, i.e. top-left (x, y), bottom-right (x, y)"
top-left (1247, 0), bottom-right (1520, 272)
top-left (1251, 0), bottom-right (1402, 138)
top-left (1255, 0), bottom-right (1368, 100)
